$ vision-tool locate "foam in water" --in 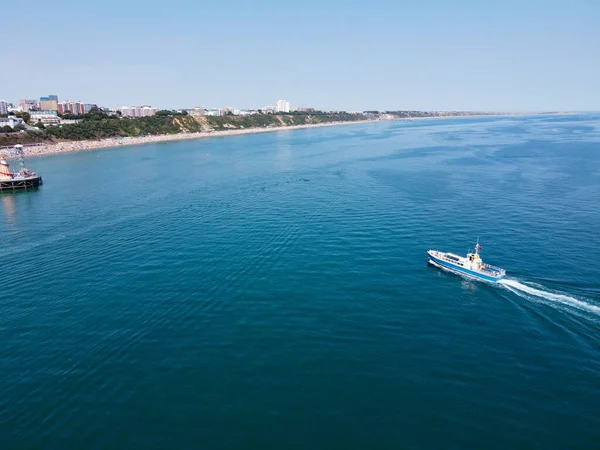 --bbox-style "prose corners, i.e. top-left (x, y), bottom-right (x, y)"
top-left (499, 278), bottom-right (600, 316)
top-left (430, 258), bottom-right (600, 317)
